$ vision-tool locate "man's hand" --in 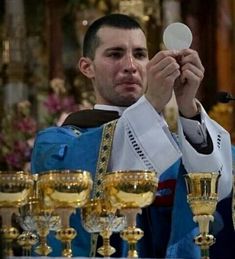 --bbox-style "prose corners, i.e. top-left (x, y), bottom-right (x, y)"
top-left (174, 49), bottom-right (204, 118)
top-left (145, 50), bottom-right (180, 113)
